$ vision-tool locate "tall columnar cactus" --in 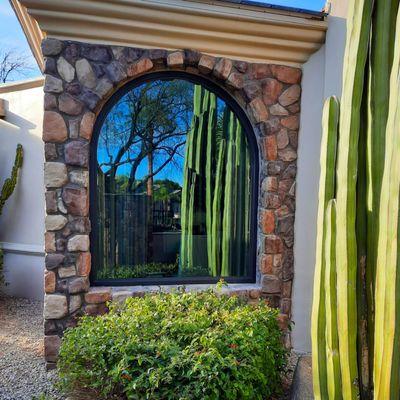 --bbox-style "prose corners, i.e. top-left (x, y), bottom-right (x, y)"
top-left (0, 144), bottom-right (23, 285)
top-left (312, 0), bottom-right (400, 399)
top-left (180, 85), bottom-right (250, 276)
